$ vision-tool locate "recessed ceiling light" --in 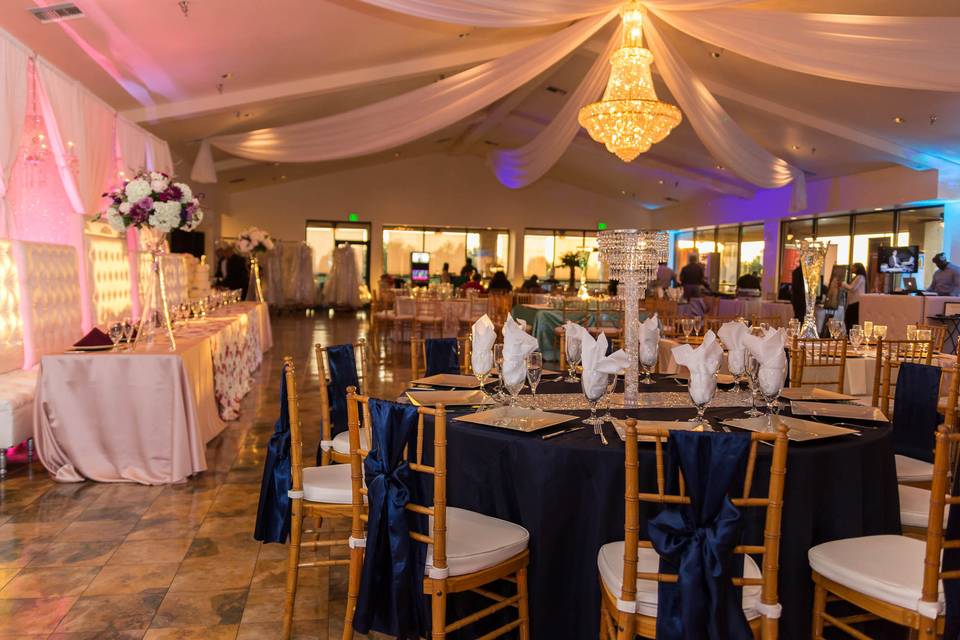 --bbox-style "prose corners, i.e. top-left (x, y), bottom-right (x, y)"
top-left (893, 116), bottom-right (905, 124)
top-left (711, 50), bottom-right (722, 59)
top-left (791, 145), bottom-right (800, 151)
top-left (221, 72), bottom-right (233, 80)
top-left (394, 152), bottom-right (401, 158)
top-left (280, 175), bottom-right (287, 180)
top-left (715, 164), bottom-right (724, 170)
top-left (620, 190), bottom-right (626, 195)
top-left (657, 179), bottom-right (664, 185)
top-left (789, 217), bottom-right (797, 221)
top-left (874, 207), bottom-right (883, 211)
top-left (930, 114), bottom-right (938, 125)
